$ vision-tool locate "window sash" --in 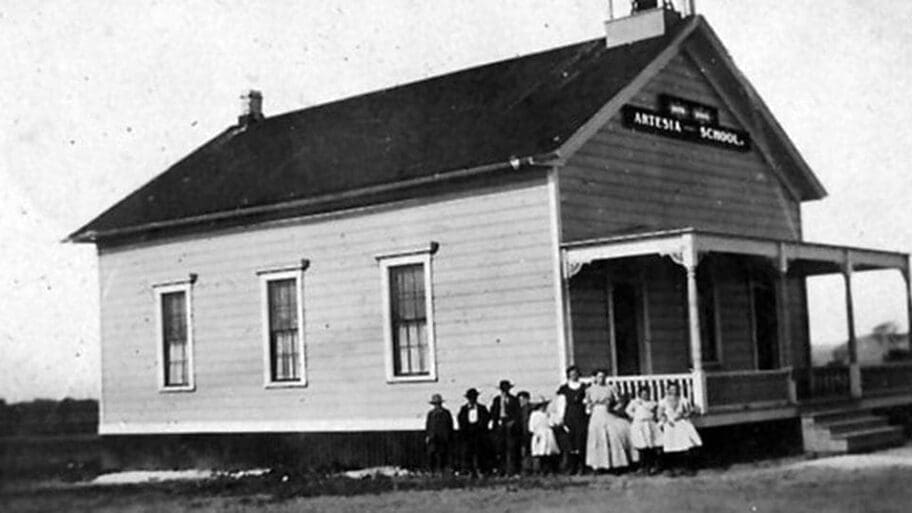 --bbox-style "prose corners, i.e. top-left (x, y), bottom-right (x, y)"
top-left (264, 275), bottom-right (304, 383)
top-left (160, 290), bottom-right (190, 387)
top-left (389, 264), bottom-right (429, 376)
